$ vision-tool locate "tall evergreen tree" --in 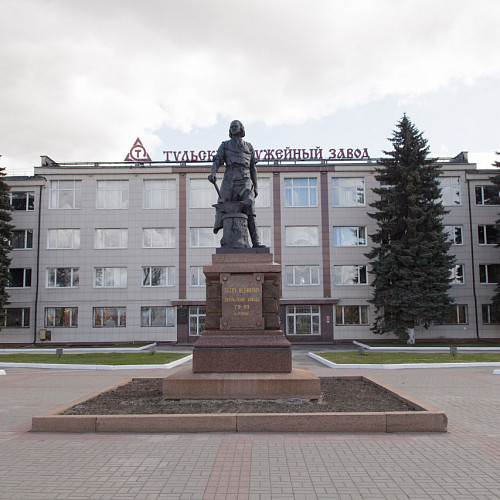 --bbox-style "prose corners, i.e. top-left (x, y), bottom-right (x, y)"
top-left (366, 115), bottom-right (455, 343)
top-left (489, 152), bottom-right (500, 318)
top-left (0, 158), bottom-right (13, 329)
